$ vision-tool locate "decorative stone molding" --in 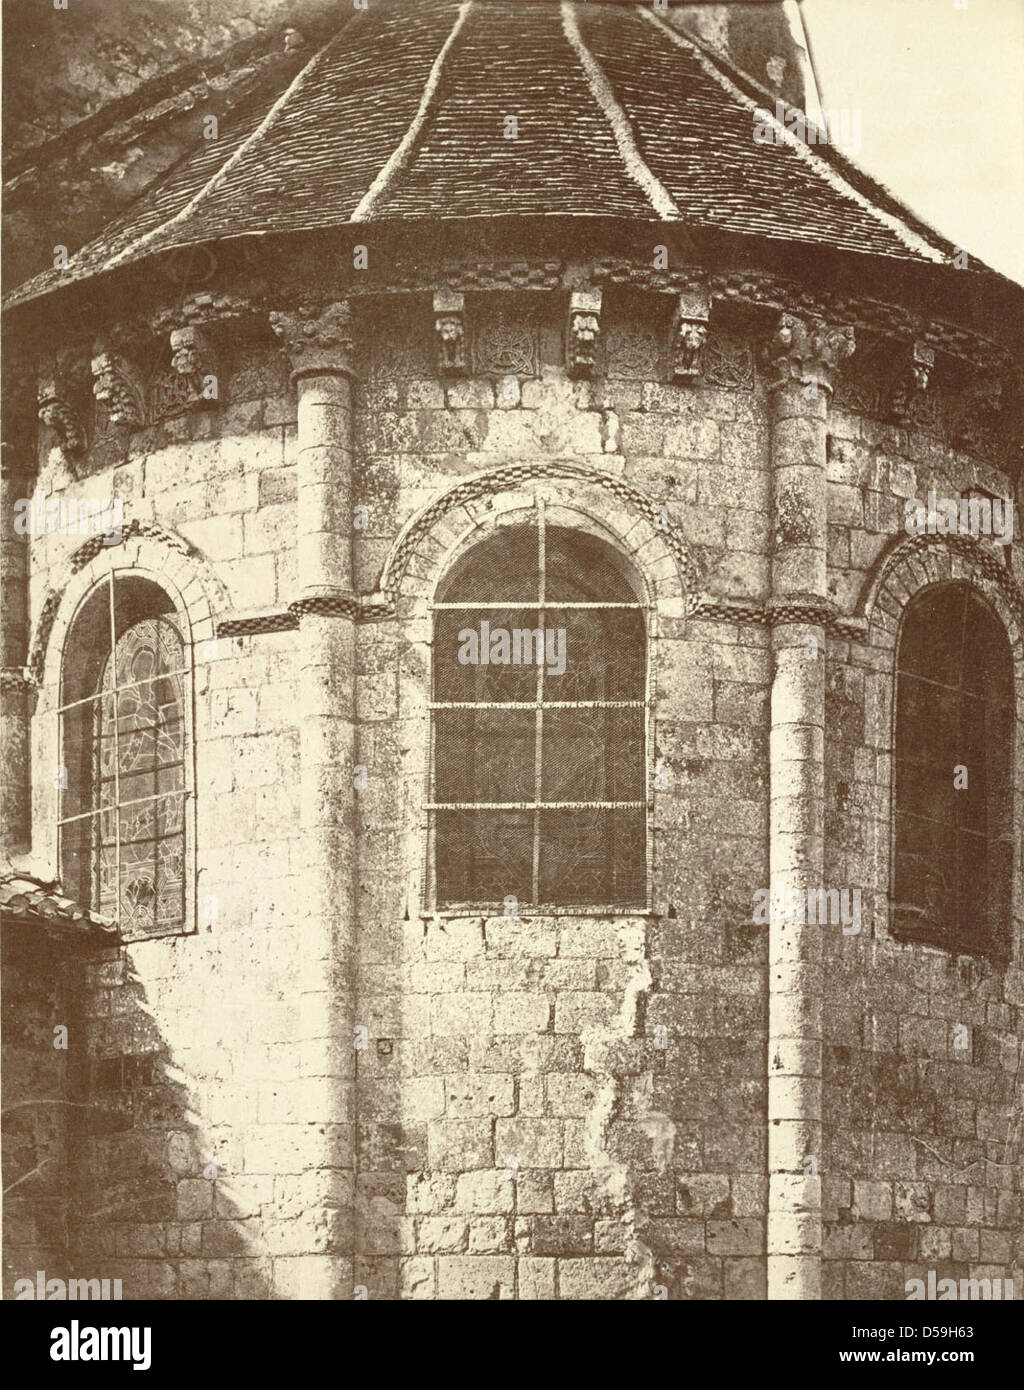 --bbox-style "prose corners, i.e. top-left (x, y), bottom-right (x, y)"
top-left (288, 592), bottom-right (365, 621)
top-left (761, 311), bottom-right (856, 396)
top-left (37, 353), bottom-right (87, 459)
top-left (217, 610), bottom-right (300, 637)
top-left (593, 257), bottom-right (709, 298)
top-left (566, 288), bottom-right (602, 380)
top-left (859, 531), bottom-right (1024, 636)
top-left (439, 260), bottom-right (562, 292)
top-left (433, 289), bottom-right (466, 375)
top-left (269, 300), bottom-right (356, 380)
top-left (28, 519), bottom-right (229, 687)
top-left (887, 339), bottom-right (935, 425)
top-left (472, 310), bottom-right (539, 379)
top-left (669, 288), bottom-right (710, 382)
top-left (687, 594), bottom-right (865, 639)
top-left (590, 257), bottom-right (1014, 384)
top-left (91, 350), bottom-right (145, 429)
top-left (379, 459), bottom-right (701, 606)
top-left (151, 290), bottom-right (254, 334)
